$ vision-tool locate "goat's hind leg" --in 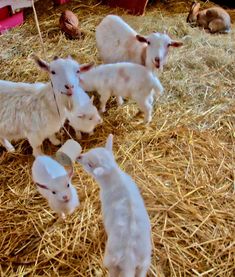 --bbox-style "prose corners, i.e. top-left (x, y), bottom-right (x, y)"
top-left (116, 96), bottom-right (124, 106)
top-left (136, 265), bottom-right (149, 277)
top-left (0, 138), bottom-right (15, 152)
top-left (108, 265), bottom-right (121, 277)
top-left (119, 266), bottom-right (136, 277)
